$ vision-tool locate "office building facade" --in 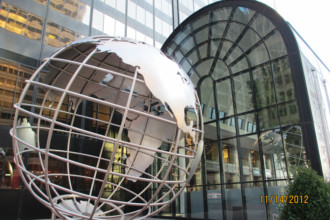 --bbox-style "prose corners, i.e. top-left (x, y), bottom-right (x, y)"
top-left (0, 0), bottom-right (329, 219)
